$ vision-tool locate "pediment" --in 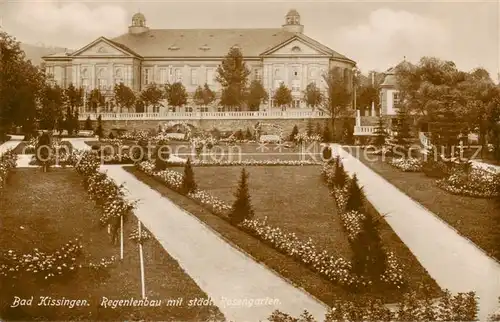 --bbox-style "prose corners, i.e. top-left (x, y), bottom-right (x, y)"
top-left (71, 38), bottom-right (134, 57)
top-left (262, 38), bottom-right (329, 56)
